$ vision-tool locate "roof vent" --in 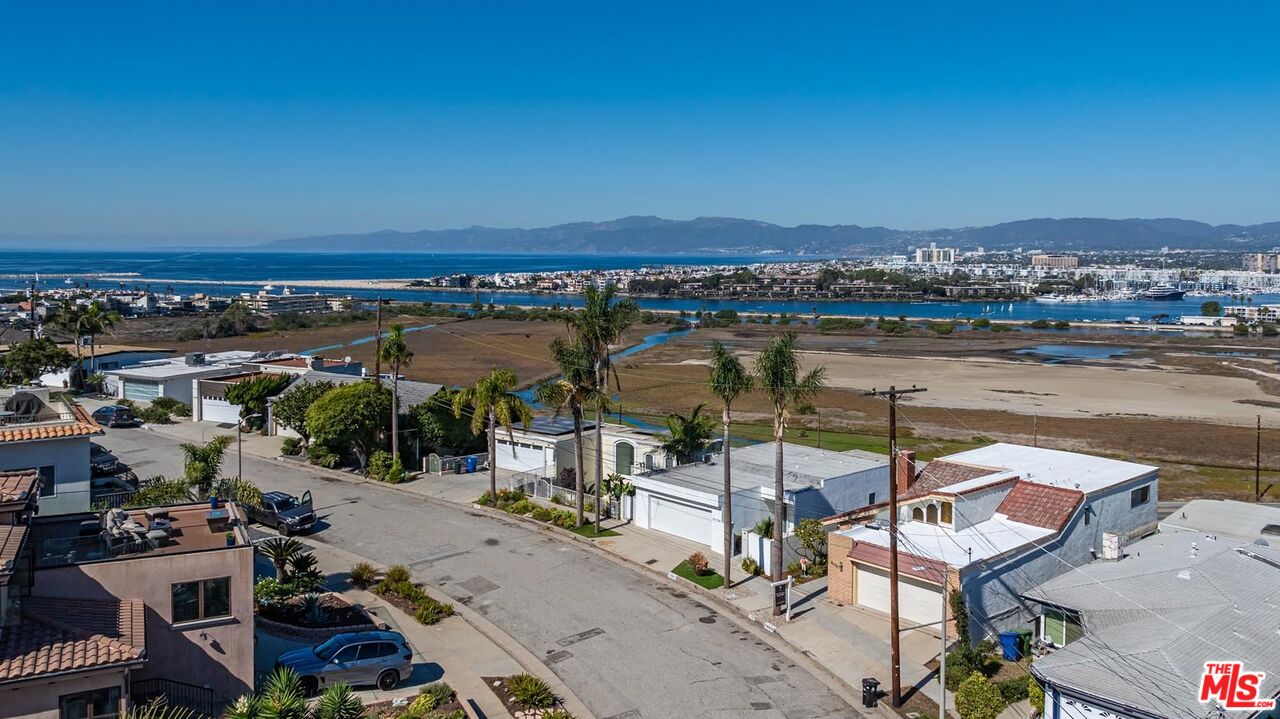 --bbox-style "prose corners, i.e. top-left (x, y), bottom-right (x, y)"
top-left (1177, 570), bottom-right (1192, 580)
top-left (184, 352), bottom-right (205, 366)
